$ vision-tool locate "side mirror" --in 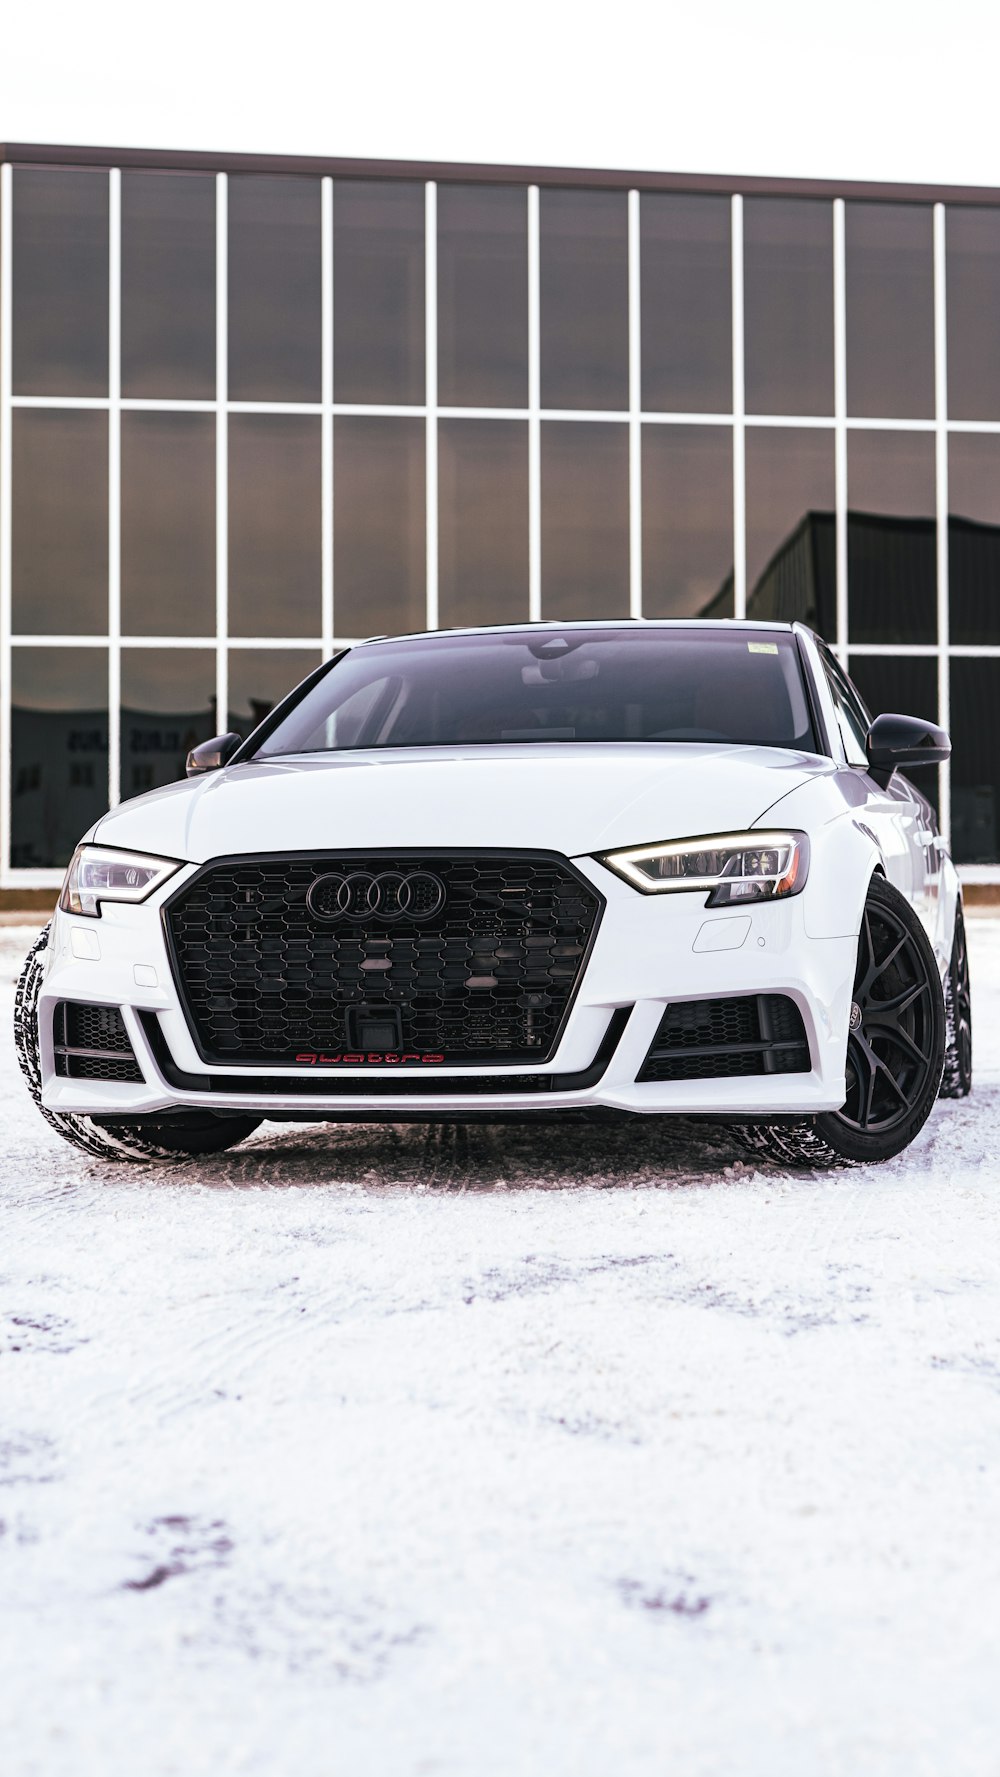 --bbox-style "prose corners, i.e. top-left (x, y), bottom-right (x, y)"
top-left (865, 712), bottom-right (950, 789)
top-left (186, 732), bottom-right (243, 778)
